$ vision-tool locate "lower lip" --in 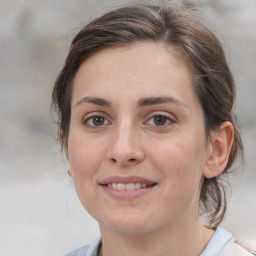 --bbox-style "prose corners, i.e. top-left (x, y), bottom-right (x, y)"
top-left (101, 185), bottom-right (156, 200)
